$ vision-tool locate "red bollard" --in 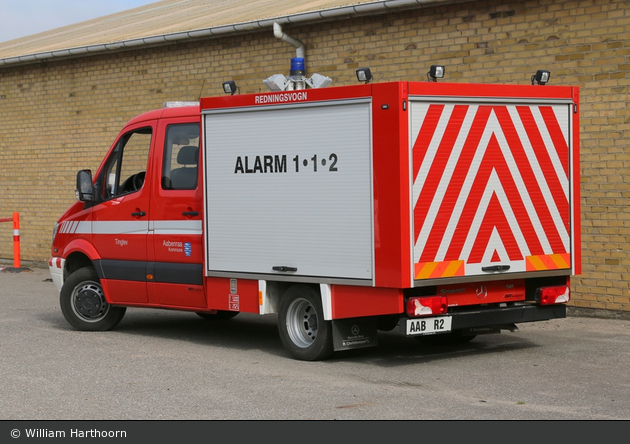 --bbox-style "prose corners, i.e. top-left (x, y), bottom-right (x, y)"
top-left (13, 212), bottom-right (20, 269)
top-left (0, 212), bottom-right (31, 273)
